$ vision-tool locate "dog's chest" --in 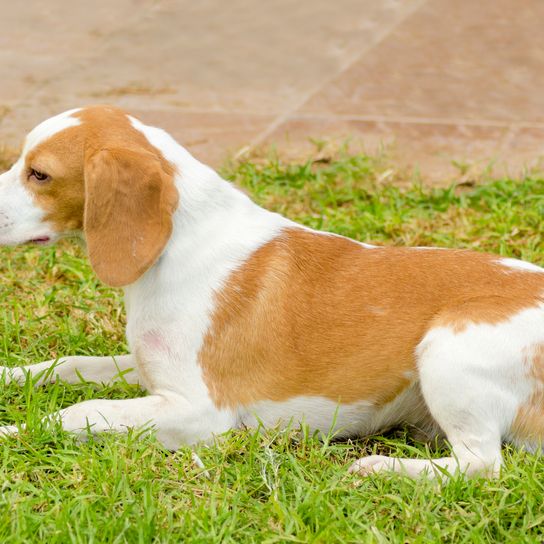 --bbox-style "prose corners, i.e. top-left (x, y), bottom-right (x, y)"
top-left (121, 200), bottom-right (291, 396)
top-left (122, 261), bottom-right (225, 396)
